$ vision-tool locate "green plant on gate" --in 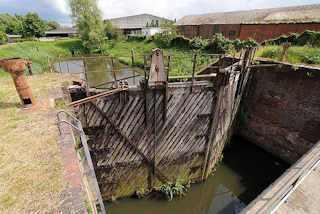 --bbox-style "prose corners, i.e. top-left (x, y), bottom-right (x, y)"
top-left (158, 179), bottom-right (190, 201)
